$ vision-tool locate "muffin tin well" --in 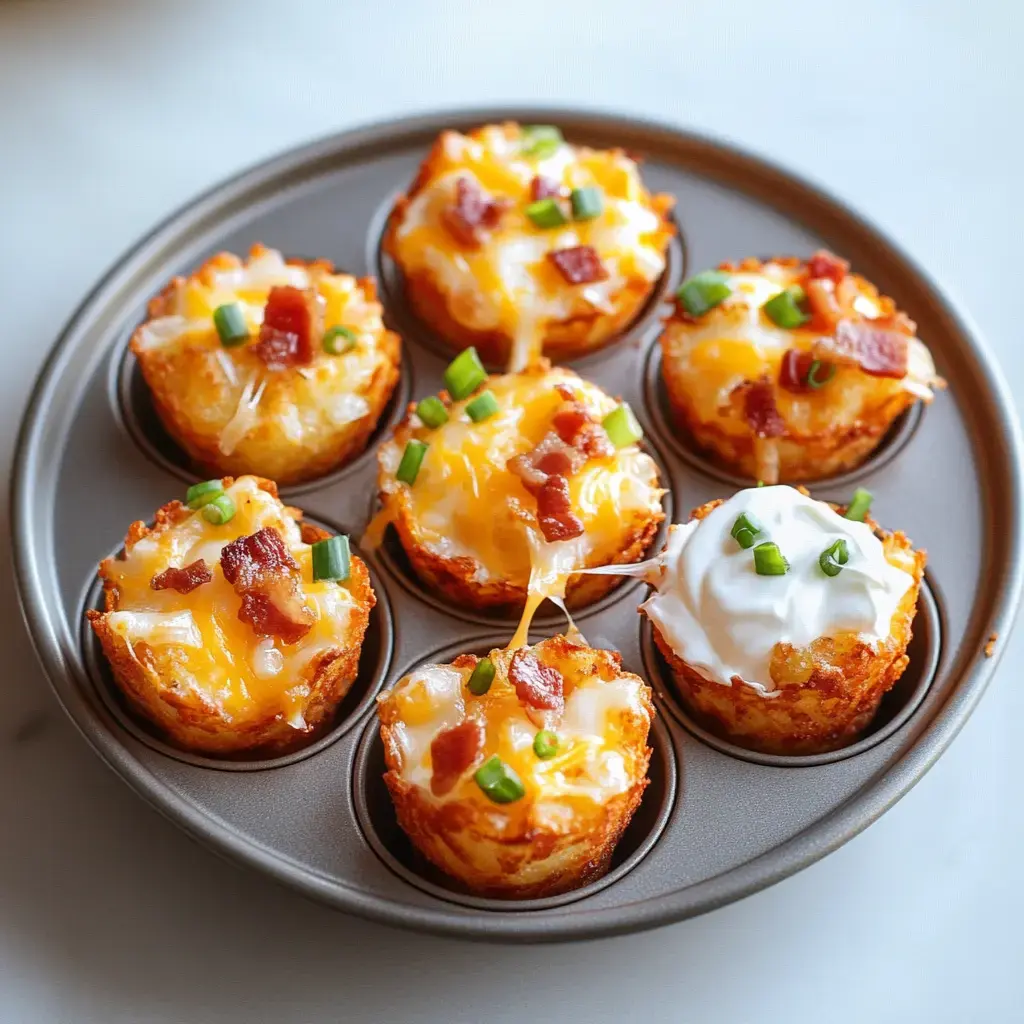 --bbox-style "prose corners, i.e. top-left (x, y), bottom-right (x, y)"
top-left (12, 109), bottom-right (1022, 943)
